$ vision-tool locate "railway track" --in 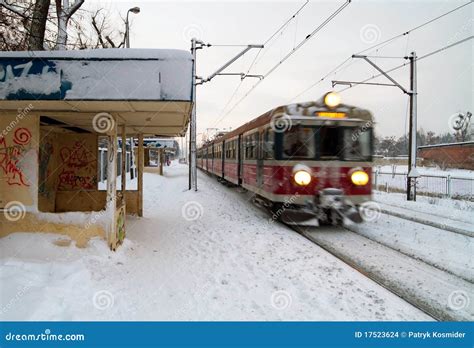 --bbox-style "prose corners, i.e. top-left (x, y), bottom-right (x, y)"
top-left (290, 224), bottom-right (473, 322)
top-left (208, 172), bottom-right (473, 321)
top-left (372, 201), bottom-right (474, 238)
